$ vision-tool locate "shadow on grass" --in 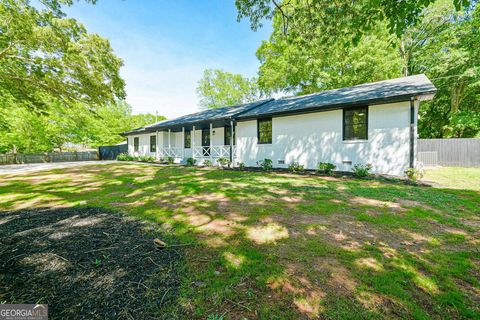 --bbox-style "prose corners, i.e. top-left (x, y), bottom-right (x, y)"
top-left (0, 206), bottom-right (184, 319)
